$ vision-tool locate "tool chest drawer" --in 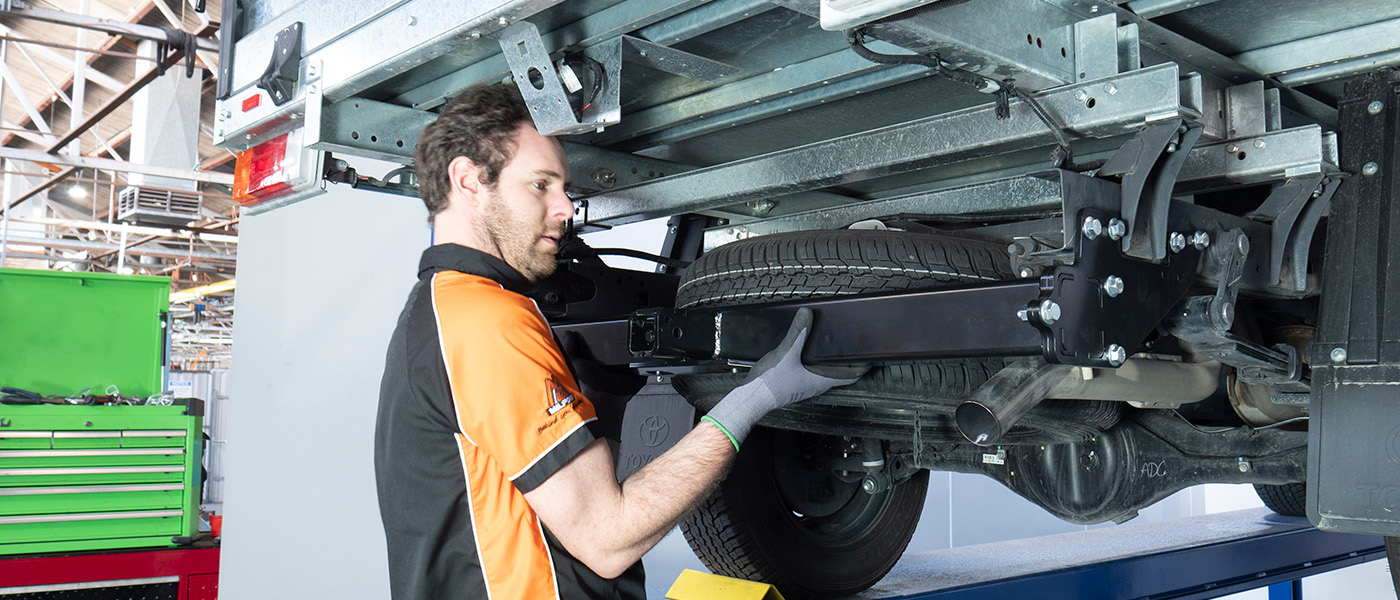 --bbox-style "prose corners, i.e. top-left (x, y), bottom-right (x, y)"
top-left (0, 405), bottom-right (202, 555)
